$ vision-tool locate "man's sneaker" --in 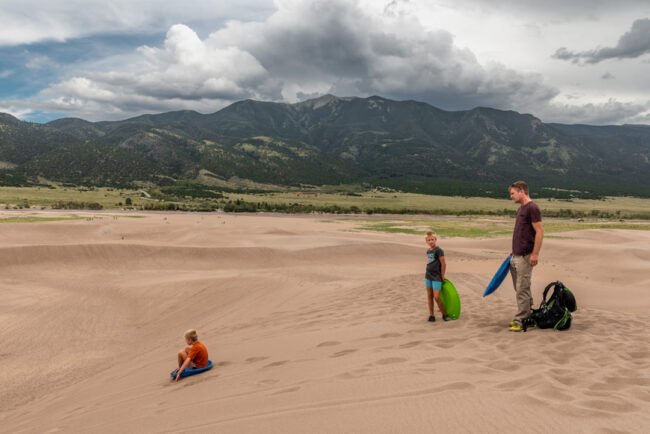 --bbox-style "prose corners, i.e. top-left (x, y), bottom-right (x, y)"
top-left (509, 321), bottom-right (516, 327)
top-left (509, 324), bottom-right (523, 332)
top-left (428, 315), bottom-right (436, 322)
top-left (442, 314), bottom-right (450, 321)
